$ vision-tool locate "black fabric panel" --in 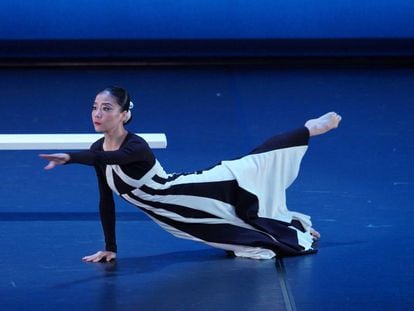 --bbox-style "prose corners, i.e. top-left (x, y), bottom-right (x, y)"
top-left (126, 193), bottom-right (220, 219)
top-left (246, 218), bottom-right (304, 252)
top-left (152, 169), bottom-right (213, 184)
top-left (233, 188), bottom-right (304, 252)
top-left (112, 169), bottom-right (136, 194)
top-left (249, 127), bottom-right (310, 155)
top-left (291, 219), bottom-right (306, 232)
top-left (152, 173), bottom-right (189, 184)
top-left (140, 179), bottom-right (239, 206)
top-left (234, 185), bottom-right (261, 221)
